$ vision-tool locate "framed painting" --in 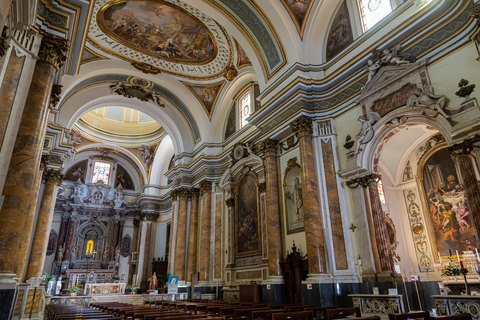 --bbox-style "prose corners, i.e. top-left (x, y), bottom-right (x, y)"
top-left (283, 157), bottom-right (304, 234)
top-left (115, 165), bottom-right (135, 190)
top-left (235, 173), bottom-right (261, 258)
top-left (64, 160), bottom-right (88, 183)
top-left (421, 147), bottom-right (479, 258)
top-left (326, 1), bottom-right (353, 61)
